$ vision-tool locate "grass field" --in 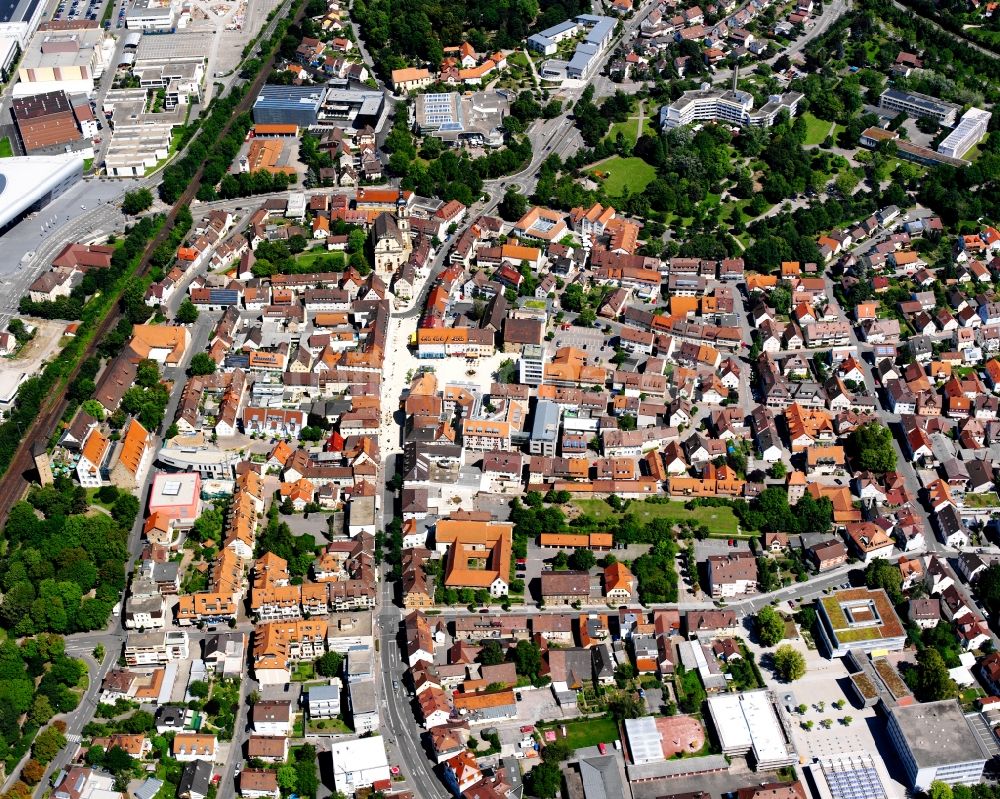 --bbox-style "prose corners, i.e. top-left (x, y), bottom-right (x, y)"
top-left (802, 112), bottom-right (834, 147)
top-left (0, 137), bottom-right (13, 158)
top-left (593, 156), bottom-right (656, 197)
top-left (539, 716), bottom-right (620, 749)
top-left (607, 119), bottom-right (639, 147)
top-left (572, 498), bottom-right (741, 536)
